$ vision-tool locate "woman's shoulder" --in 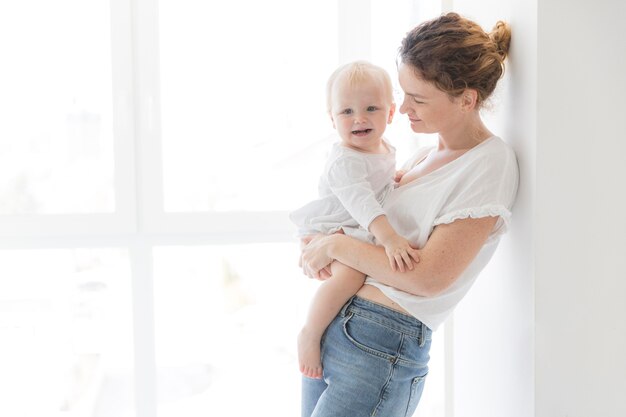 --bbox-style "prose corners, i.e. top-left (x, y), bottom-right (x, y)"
top-left (462, 136), bottom-right (518, 170)
top-left (479, 136), bottom-right (516, 157)
top-left (463, 136), bottom-right (519, 189)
